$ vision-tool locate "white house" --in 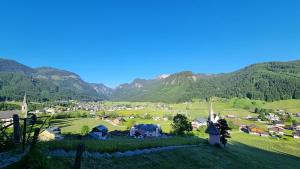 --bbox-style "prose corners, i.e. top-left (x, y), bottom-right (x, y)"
top-left (89, 125), bottom-right (108, 140)
top-left (130, 124), bottom-right (162, 138)
top-left (273, 120), bottom-right (285, 127)
top-left (0, 111), bottom-right (19, 127)
top-left (192, 118), bottom-right (207, 129)
top-left (226, 114), bottom-right (235, 118)
top-left (268, 126), bottom-right (285, 135)
top-left (39, 127), bottom-right (64, 141)
top-left (266, 113), bottom-right (280, 121)
top-left (293, 131), bottom-right (300, 139)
